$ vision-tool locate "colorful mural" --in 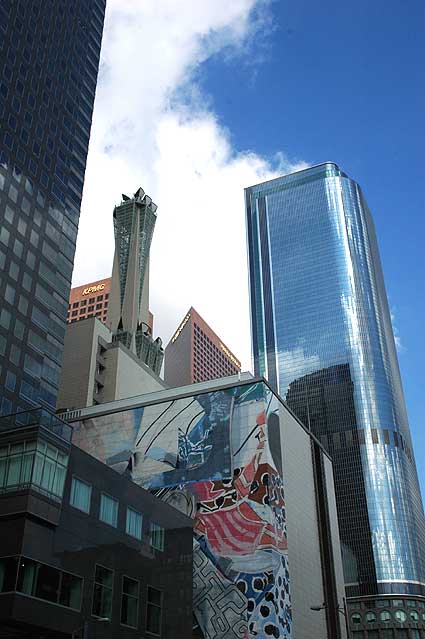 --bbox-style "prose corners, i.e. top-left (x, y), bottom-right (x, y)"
top-left (72, 382), bottom-right (292, 638)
